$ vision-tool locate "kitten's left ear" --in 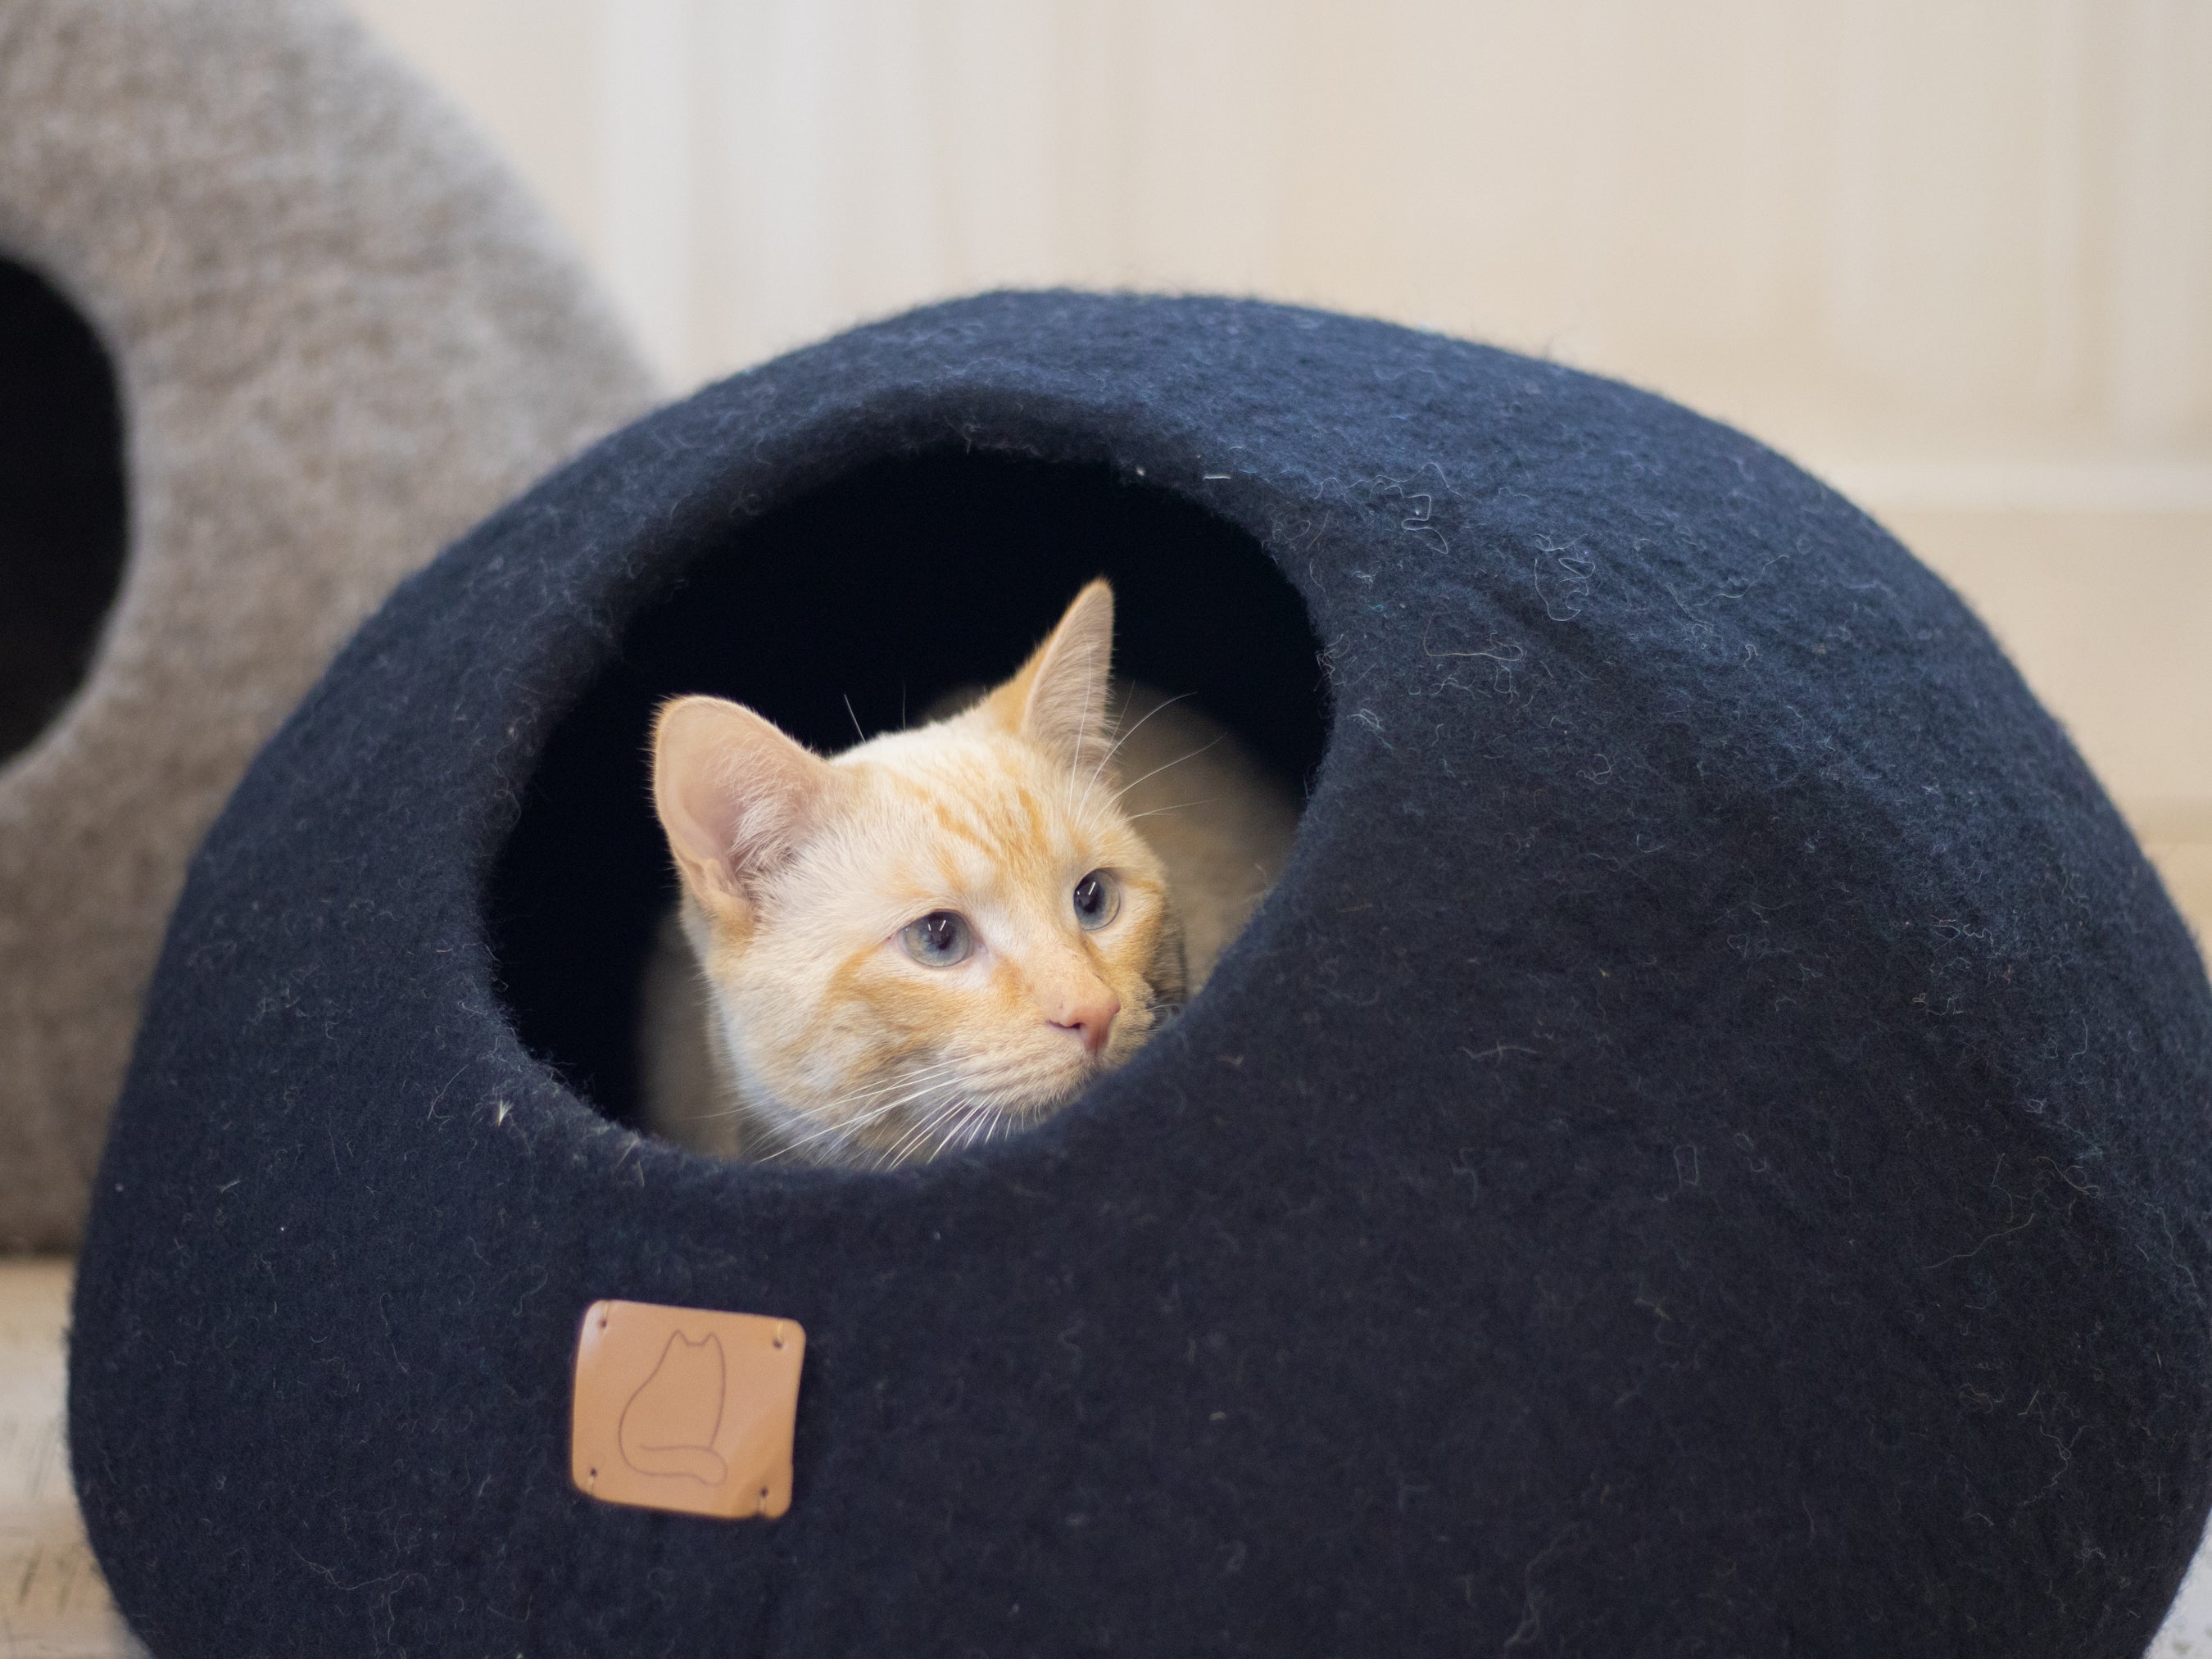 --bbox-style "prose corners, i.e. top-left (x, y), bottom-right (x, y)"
top-left (990, 578), bottom-right (1115, 773)
top-left (652, 695), bottom-right (834, 928)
